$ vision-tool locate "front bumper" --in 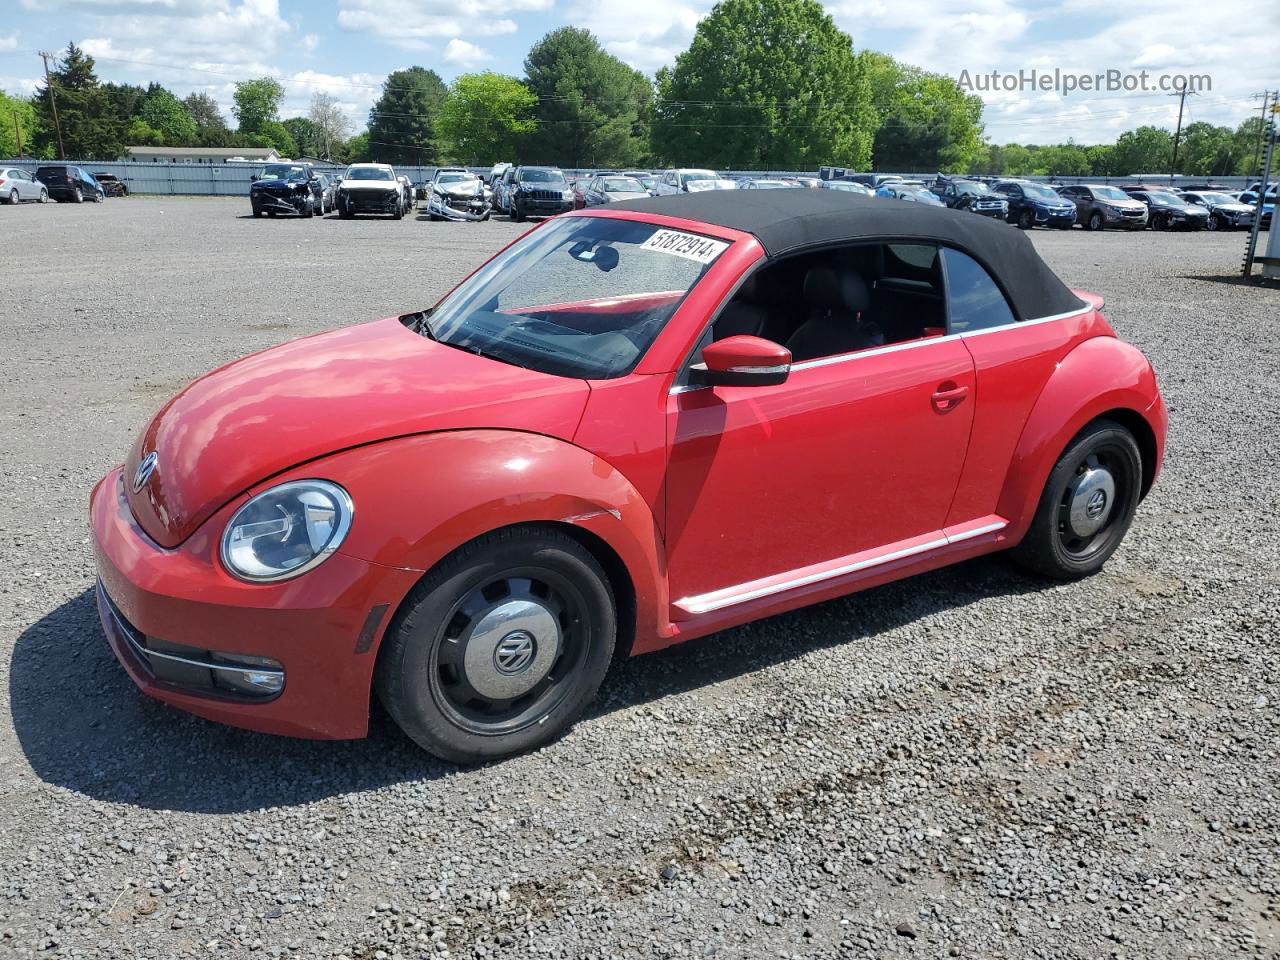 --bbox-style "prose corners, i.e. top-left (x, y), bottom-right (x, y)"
top-left (340, 188), bottom-right (400, 215)
top-left (513, 194), bottom-right (574, 215)
top-left (90, 468), bottom-right (419, 739)
top-left (1103, 209), bottom-right (1148, 228)
top-left (427, 192), bottom-right (491, 221)
top-left (252, 190), bottom-right (308, 215)
top-left (969, 204), bottom-right (1006, 218)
